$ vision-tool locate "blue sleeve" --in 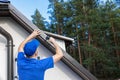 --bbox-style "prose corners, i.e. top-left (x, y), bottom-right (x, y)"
top-left (17, 52), bottom-right (25, 60)
top-left (40, 57), bottom-right (54, 70)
